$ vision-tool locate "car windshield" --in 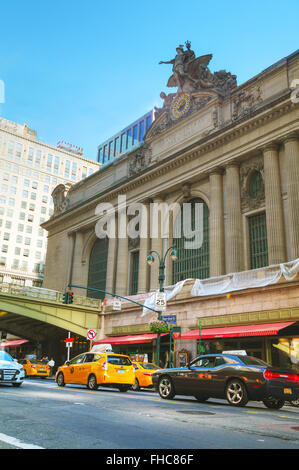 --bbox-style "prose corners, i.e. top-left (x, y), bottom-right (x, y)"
top-left (0, 351), bottom-right (14, 362)
top-left (141, 363), bottom-right (159, 370)
top-left (239, 356), bottom-right (270, 367)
